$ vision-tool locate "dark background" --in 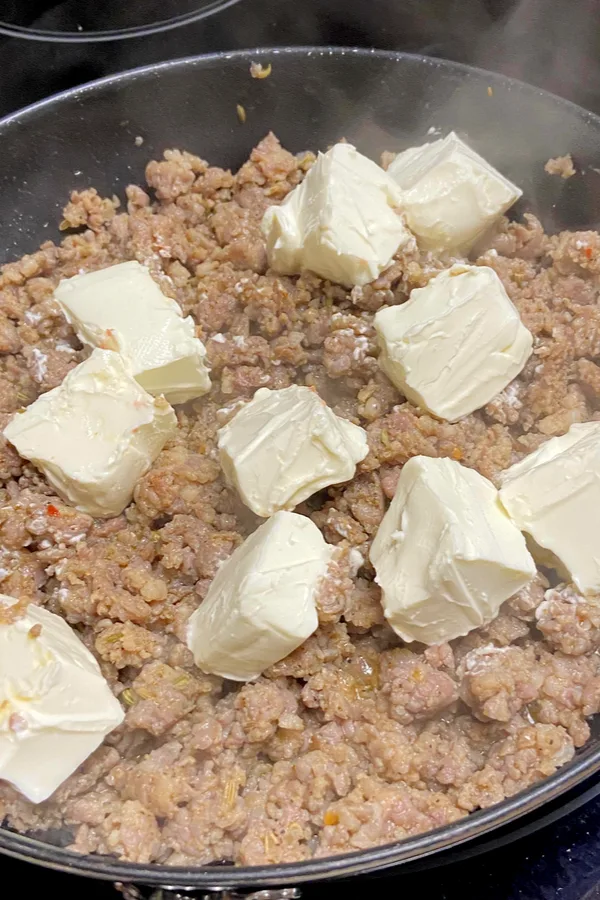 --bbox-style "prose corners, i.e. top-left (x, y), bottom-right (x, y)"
top-left (2, 0), bottom-right (600, 897)
top-left (1, 0), bottom-right (600, 117)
